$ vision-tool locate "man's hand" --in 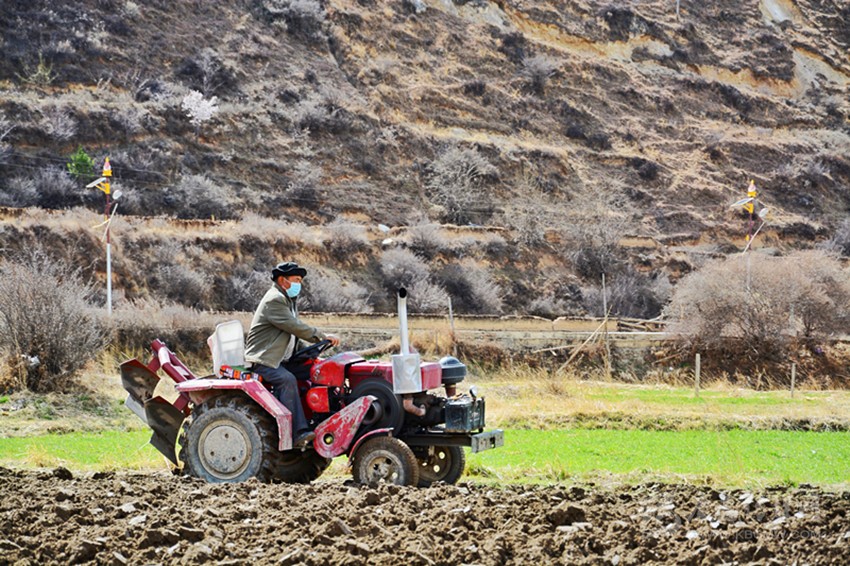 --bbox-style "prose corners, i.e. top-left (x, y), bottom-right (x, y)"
top-left (326, 334), bottom-right (341, 347)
